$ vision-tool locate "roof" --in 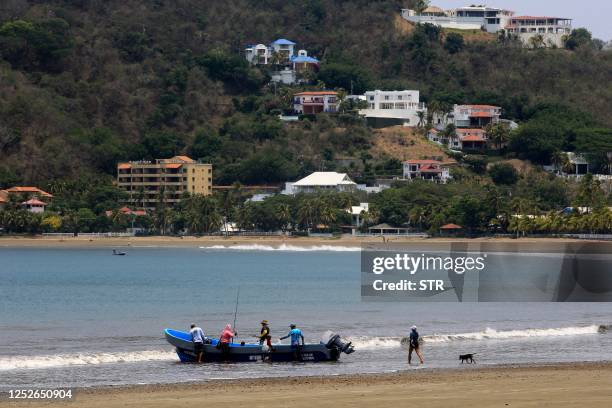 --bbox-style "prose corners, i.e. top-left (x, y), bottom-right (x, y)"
top-left (171, 155), bottom-right (195, 163)
top-left (22, 198), bottom-right (46, 206)
top-left (512, 16), bottom-right (570, 21)
top-left (294, 91), bottom-right (338, 96)
top-left (271, 38), bottom-right (296, 45)
top-left (419, 164), bottom-right (443, 173)
top-left (440, 223), bottom-right (463, 230)
top-left (291, 55), bottom-right (320, 64)
top-left (460, 104), bottom-right (500, 110)
top-left (469, 112), bottom-right (494, 118)
top-left (404, 159), bottom-right (441, 164)
top-left (461, 135), bottom-right (486, 142)
top-left (423, 6), bottom-right (444, 13)
top-left (164, 163), bottom-right (183, 169)
top-left (428, 128), bottom-right (439, 134)
top-left (6, 187), bottom-right (53, 197)
top-left (293, 172), bottom-right (356, 187)
top-left (118, 163), bottom-right (131, 170)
